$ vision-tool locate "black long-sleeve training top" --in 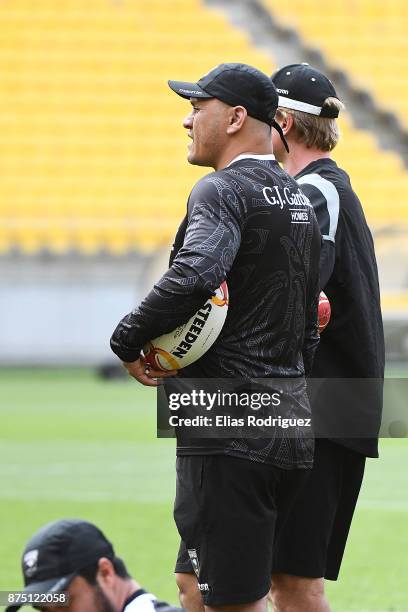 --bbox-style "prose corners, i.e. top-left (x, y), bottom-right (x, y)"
top-left (111, 154), bottom-right (321, 468)
top-left (296, 158), bottom-right (385, 457)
